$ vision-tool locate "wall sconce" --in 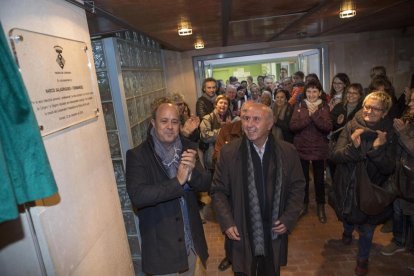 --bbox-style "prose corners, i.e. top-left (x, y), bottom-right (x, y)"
top-left (194, 37), bottom-right (204, 49)
top-left (339, 0), bottom-right (356, 18)
top-left (178, 21), bottom-right (192, 36)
